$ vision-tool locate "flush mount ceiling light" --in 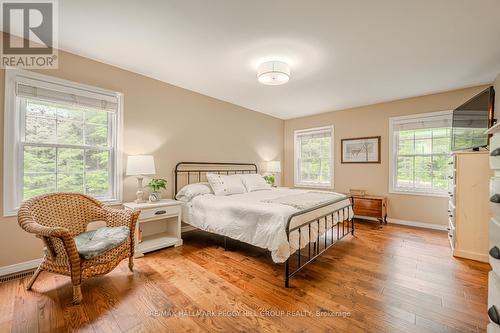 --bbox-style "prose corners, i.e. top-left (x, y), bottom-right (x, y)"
top-left (257, 61), bottom-right (290, 85)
